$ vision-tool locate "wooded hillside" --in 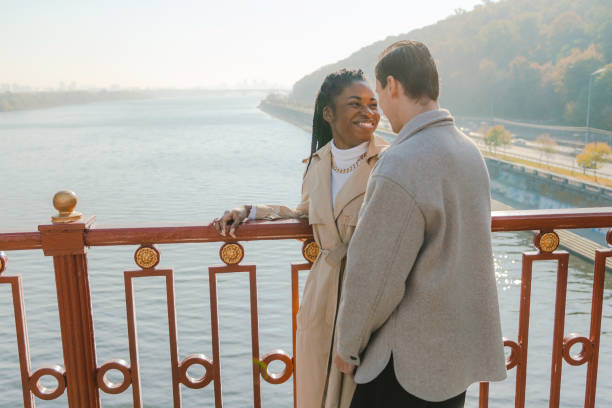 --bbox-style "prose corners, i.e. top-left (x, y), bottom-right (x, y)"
top-left (290, 0), bottom-right (611, 129)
